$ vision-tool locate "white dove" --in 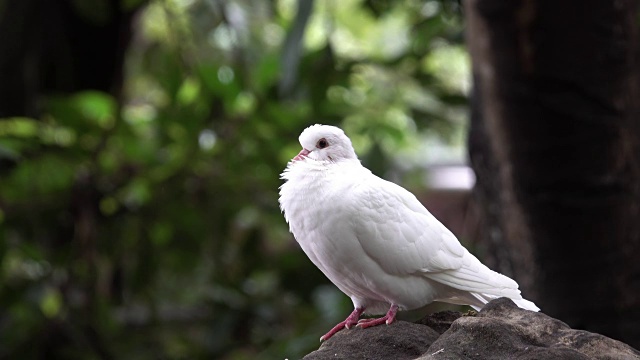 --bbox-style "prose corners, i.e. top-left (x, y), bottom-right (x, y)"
top-left (279, 124), bottom-right (539, 341)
